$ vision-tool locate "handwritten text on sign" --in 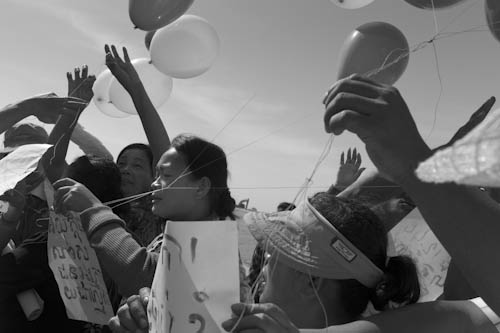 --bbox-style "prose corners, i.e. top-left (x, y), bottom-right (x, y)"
top-left (148, 220), bottom-right (239, 333)
top-left (47, 211), bottom-right (114, 325)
